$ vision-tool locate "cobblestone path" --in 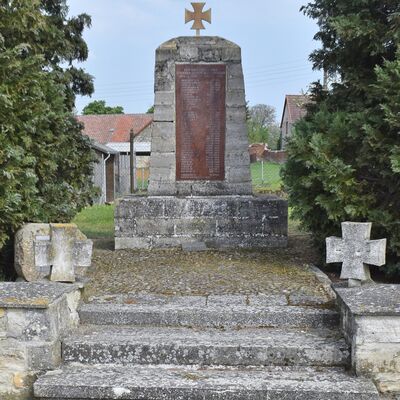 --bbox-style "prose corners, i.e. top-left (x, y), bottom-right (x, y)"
top-left (84, 236), bottom-right (334, 307)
